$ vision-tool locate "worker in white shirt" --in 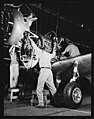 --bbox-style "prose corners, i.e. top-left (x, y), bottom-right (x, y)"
top-left (60, 38), bottom-right (81, 60)
top-left (29, 36), bottom-right (57, 108)
top-left (55, 38), bottom-right (81, 91)
top-left (9, 12), bottom-right (37, 88)
top-left (9, 43), bottom-right (21, 88)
